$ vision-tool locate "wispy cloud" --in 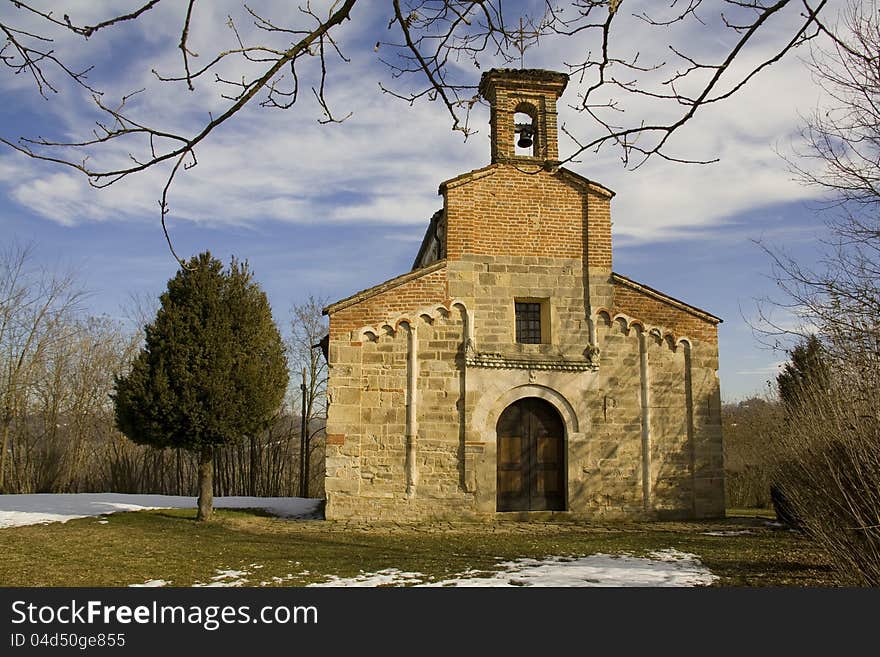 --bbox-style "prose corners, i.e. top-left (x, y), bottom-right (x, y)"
top-left (0, 1), bottom-right (830, 239)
